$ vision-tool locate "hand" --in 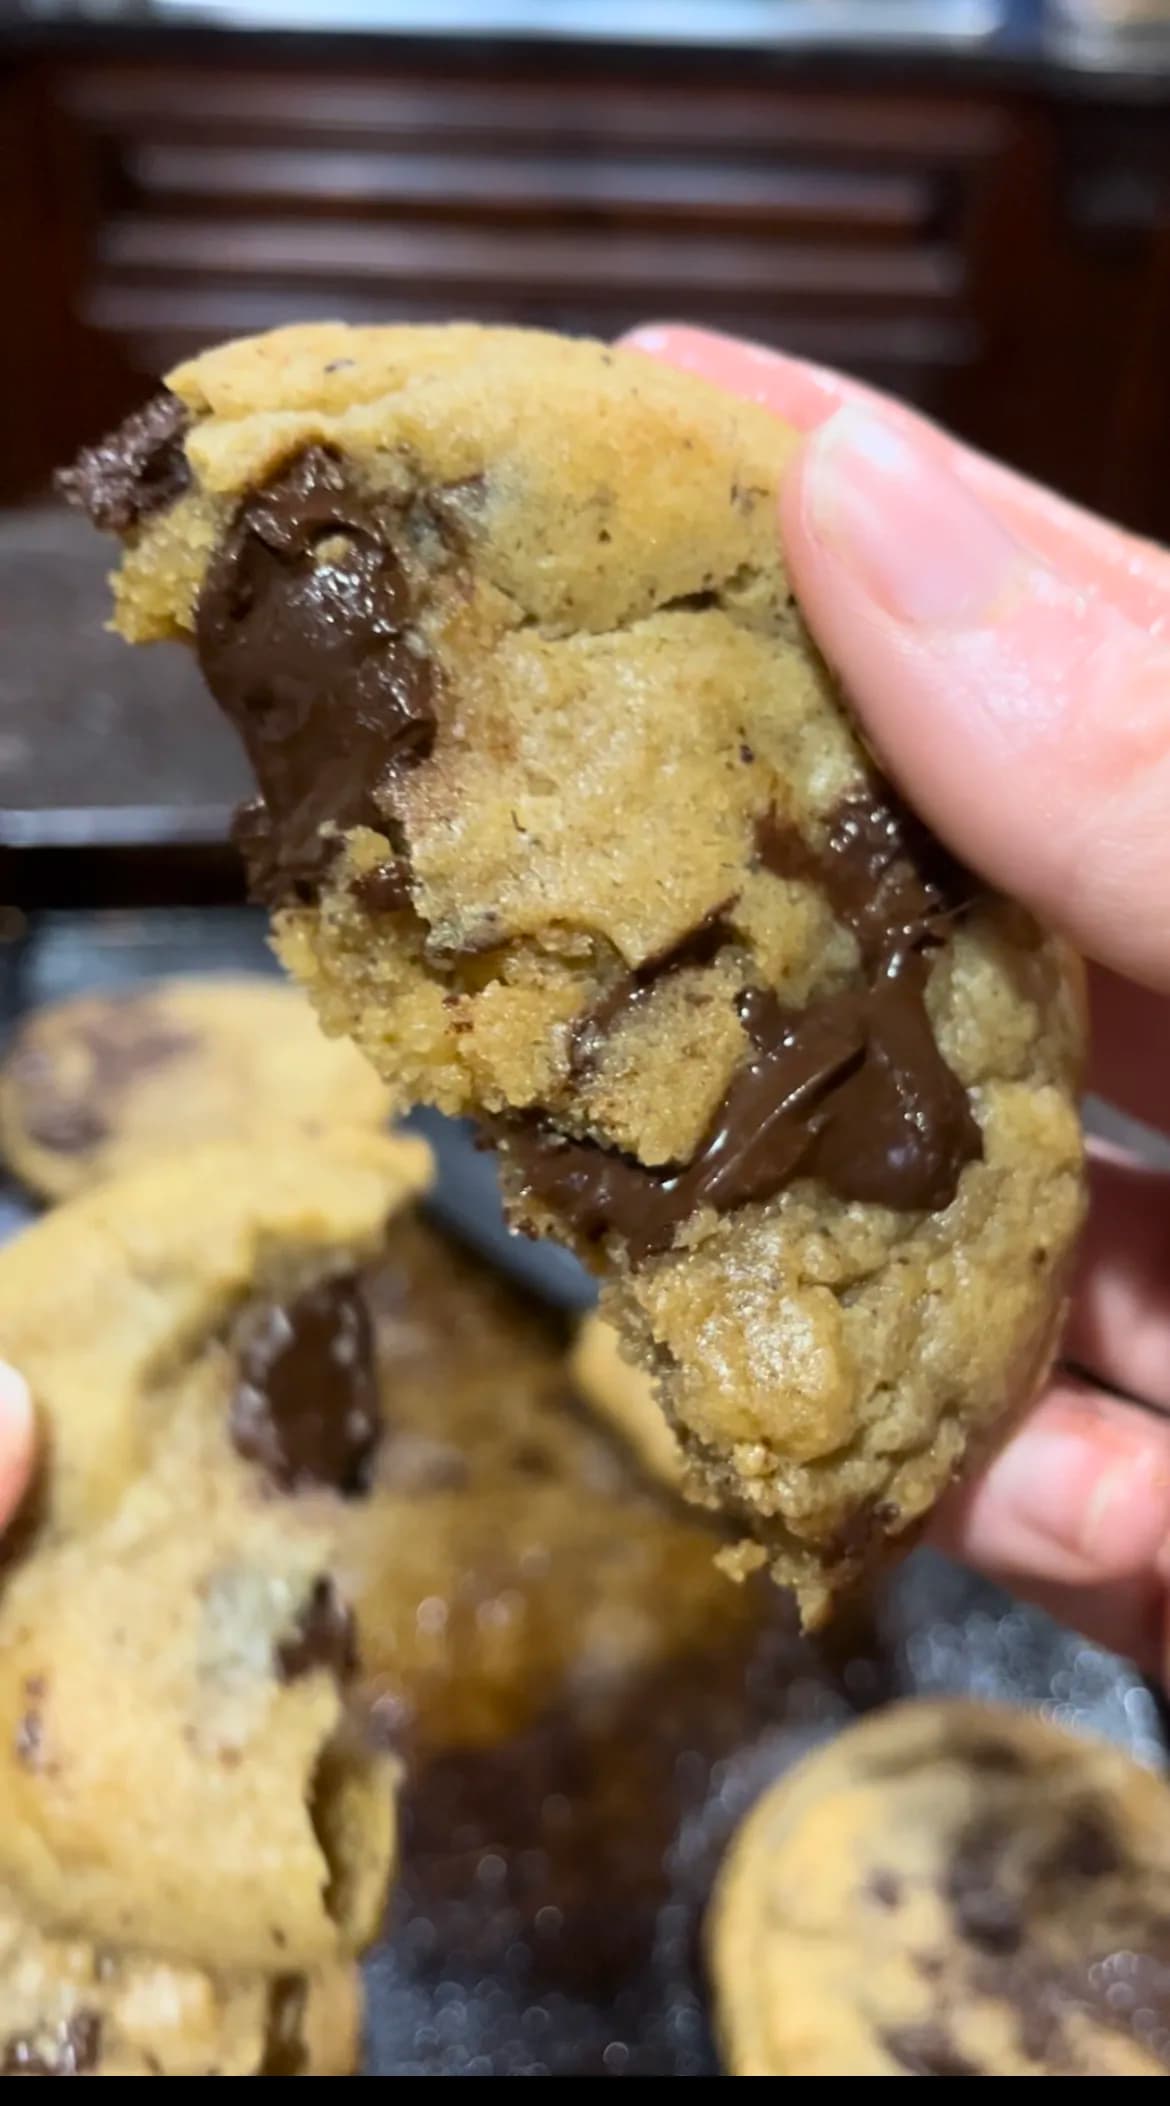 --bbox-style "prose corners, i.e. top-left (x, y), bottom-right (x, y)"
top-left (628, 324), bottom-right (1170, 1676)
top-left (0, 1360), bottom-right (33, 1531)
